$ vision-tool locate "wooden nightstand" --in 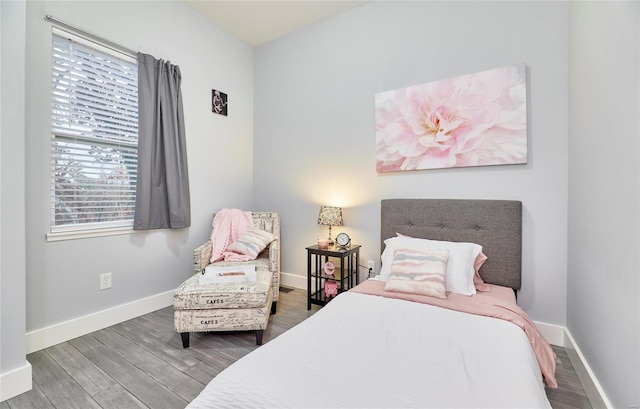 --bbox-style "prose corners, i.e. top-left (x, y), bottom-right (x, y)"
top-left (306, 244), bottom-right (361, 310)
